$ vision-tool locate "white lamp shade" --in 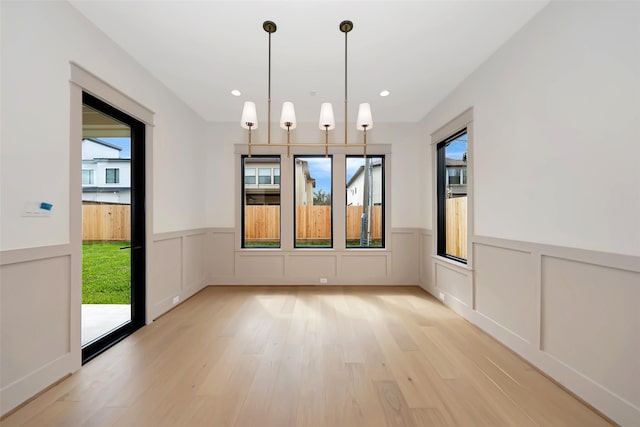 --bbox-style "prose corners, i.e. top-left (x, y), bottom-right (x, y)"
top-left (240, 101), bottom-right (258, 129)
top-left (318, 103), bottom-right (336, 130)
top-left (356, 103), bottom-right (373, 130)
top-left (279, 101), bottom-right (297, 130)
